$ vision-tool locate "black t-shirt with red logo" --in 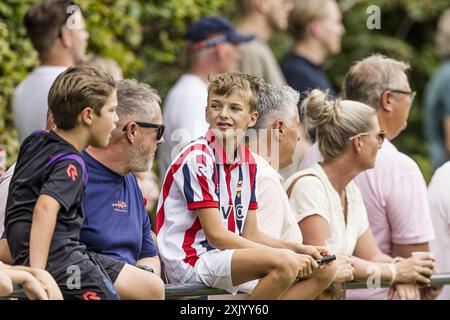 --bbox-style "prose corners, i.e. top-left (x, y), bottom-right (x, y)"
top-left (5, 130), bottom-right (88, 273)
